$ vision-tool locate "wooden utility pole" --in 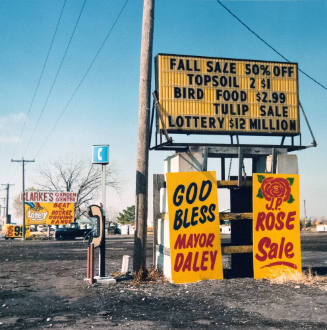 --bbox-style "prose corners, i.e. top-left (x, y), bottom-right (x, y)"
top-left (133, 0), bottom-right (155, 273)
top-left (1, 184), bottom-right (14, 224)
top-left (11, 158), bottom-right (35, 239)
